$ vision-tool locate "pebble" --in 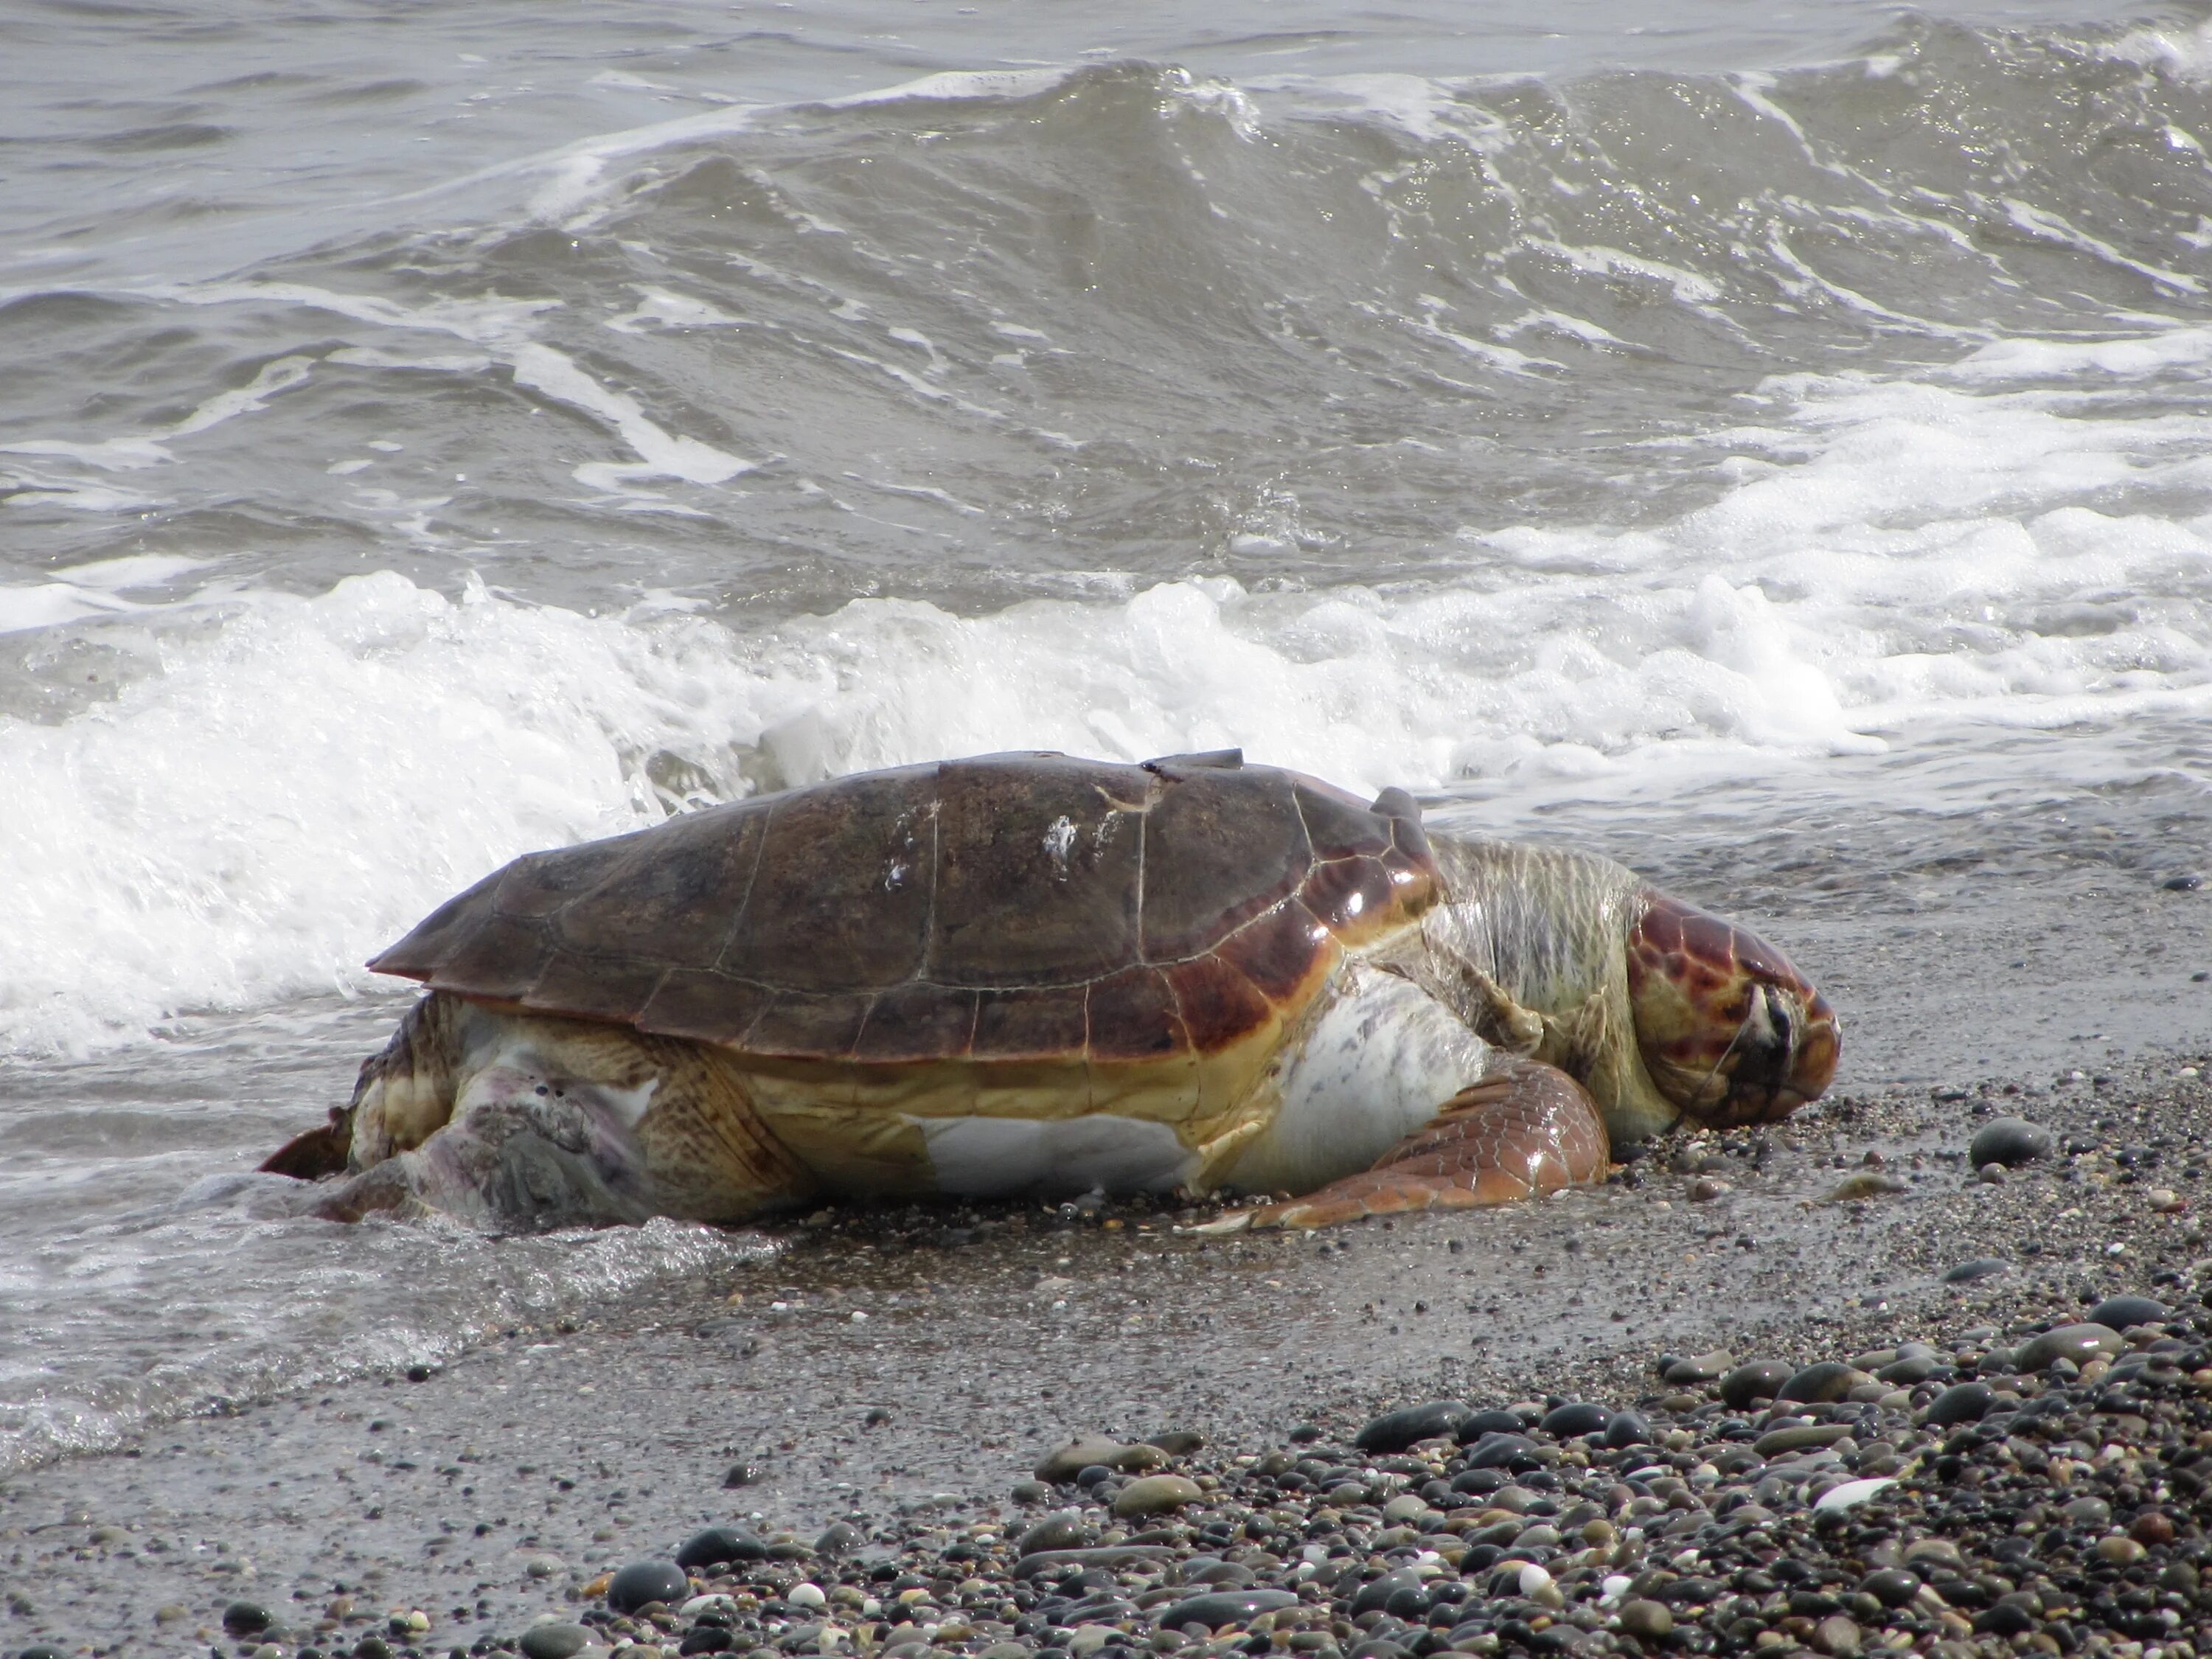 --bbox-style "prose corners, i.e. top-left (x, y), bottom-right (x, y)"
top-left (1719, 1359), bottom-right (1792, 1408)
top-left (607, 1560), bottom-right (689, 1615)
top-left (2098, 1534), bottom-right (2147, 1565)
top-left (1110, 1474), bottom-right (1202, 1518)
top-left (2015, 1321), bottom-right (2124, 1371)
top-left (1537, 1400), bottom-right (1608, 1436)
top-left (1968, 1116), bottom-right (2054, 1167)
top-left (1034, 1435), bottom-right (1166, 1481)
top-left (1940, 1256), bottom-right (2009, 1283)
top-left (2087, 1293), bottom-right (2167, 1329)
top-left (1616, 1599), bottom-right (1673, 1639)
top-left (519, 1625), bottom-right (595, 1659)
top-left (1812, 1613), bottom-right (1863, 1655)
top-left (223, 1601), bottom-right (274, 1635)
top-left (1921, 1380), bottom-right (1993, 1425)
top-left (1824, 1172), bottom-right (1907, 1202)
top-left (676, 1528), bottom-right (767, 1570)
top-left (1353, 1399), bottom-right (1468, 1452)
top-left (1015, 1511), bottom-right (1089, 1555)
top-left (1660, 1349), bottom-right (1731, 1384)
top-left (1153, 1589), bottom-right (1299, 1630)
top-left (1777, 1360), bottom-right (1860, 1402)
top-left (1752, 1421), bottom-right (1852, 1456)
